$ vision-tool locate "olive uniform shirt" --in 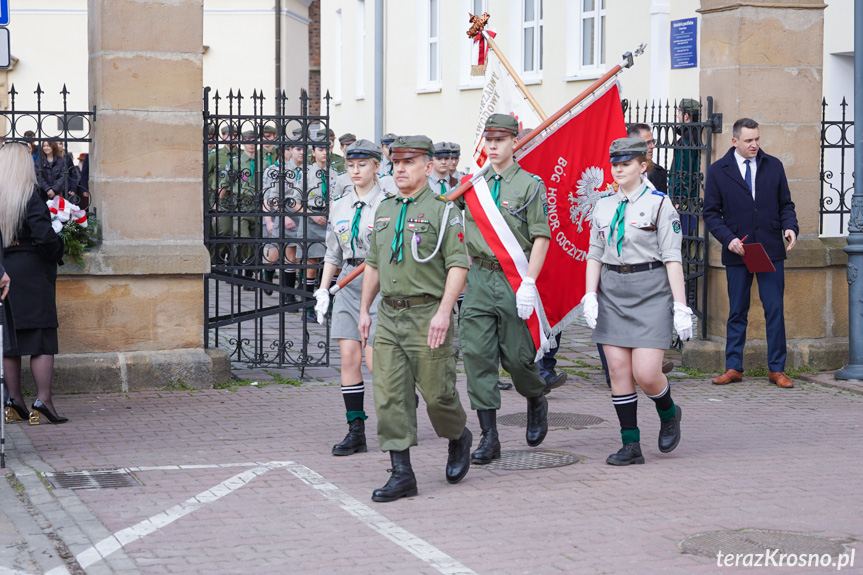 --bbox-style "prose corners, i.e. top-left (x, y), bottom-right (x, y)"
top-left (366, 185), bottom-right (468, 298)
top-left (458, 161), bottom-right (551, 260)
